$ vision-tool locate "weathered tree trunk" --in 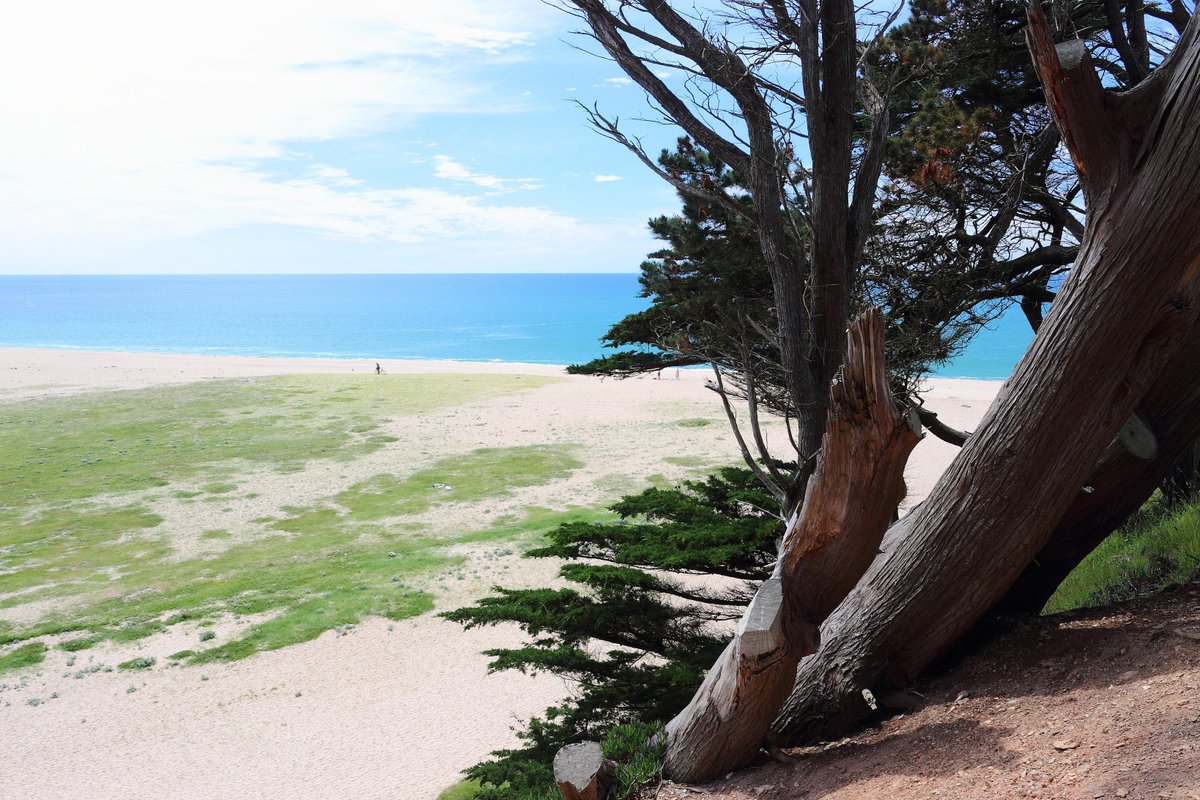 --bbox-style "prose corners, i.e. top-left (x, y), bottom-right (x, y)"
top-left (996, 323), bottom-right (1200, 613)
top-left (661, 309), bottom-right (921, 782)
top-left (771, 3), bottom-right (1200, 745)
